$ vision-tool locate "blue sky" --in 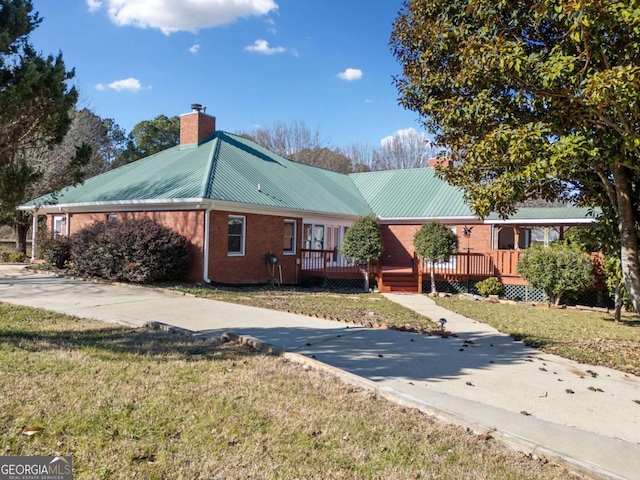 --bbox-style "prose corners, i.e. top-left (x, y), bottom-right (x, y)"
top-left (29, 0), bottom-right (427, 149)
